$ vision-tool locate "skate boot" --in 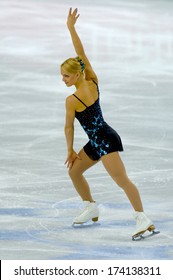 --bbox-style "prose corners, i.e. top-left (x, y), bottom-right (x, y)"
top-left (73, 201), bottom-right (99, 224)
top-left (132, 211), bottom-right (155, 238)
